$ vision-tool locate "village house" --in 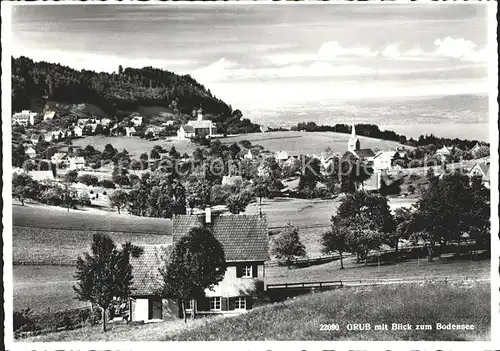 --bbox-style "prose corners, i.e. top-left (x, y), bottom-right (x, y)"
top-left (129, 211), bottom-right (269, 321)
top-left (372, 151), bottom-right (398, 172)
top-left (51, 152), bottom-right (68, 166)
top-left (30, 133), bottom-right (44, 145)
top-left (44, 130), bottom-right (64, 143)
top-left (346, 123), bottom-right (376, 163)
top-left (244, 149), bottom-right (258, 160)
top-left (177, 109), bottom-right (216, 140)
top-left (131, 115), bottom-right (143, 126)
top-left (12, 110), bottom-right (37, 126)
top-left (70, 125), bottom-right (83, 137)
top-left (68, 156), bottom-right (86, 170)
top-left (125, 126), bottom-right (137, 137)
top-left (145, 126), bottom-right (164, 138)
top-left (468, 161), bottom-right (490, 188)
top-left (274, 151), bottom-right (289, 163)
top-left (43, 111), bottom-right (56, 121)
top-left (435, 145), bottom-right (453, 161)
top-left (100, 118), bottom-right (113, 127)
top-left (25, 146), bottom-right (37, 159)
